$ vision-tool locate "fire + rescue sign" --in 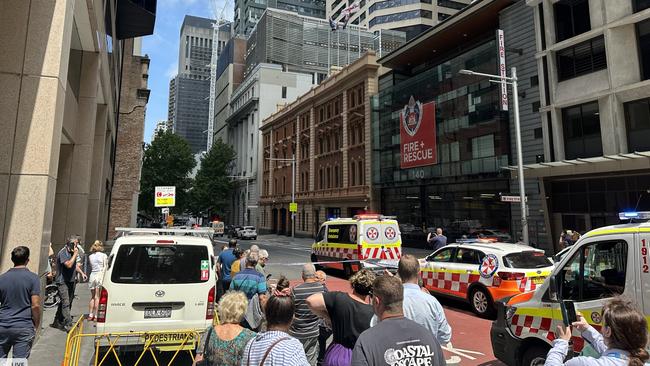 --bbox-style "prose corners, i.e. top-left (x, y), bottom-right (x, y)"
top-left (155, 186), bottom-right (176, 207)
top-left (400, 96), bottom-right (437, 169)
